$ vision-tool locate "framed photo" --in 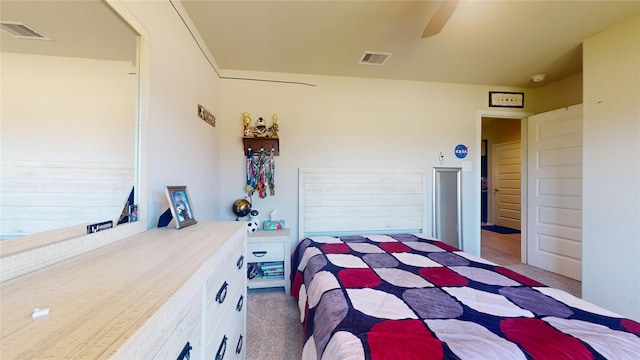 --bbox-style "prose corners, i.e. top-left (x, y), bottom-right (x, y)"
top-left (489, 91), bottom-right (524, 108)
top-left (165, 186), bottom-right (197, 229)
top-left (129, 204), bottom-right (139, 222)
